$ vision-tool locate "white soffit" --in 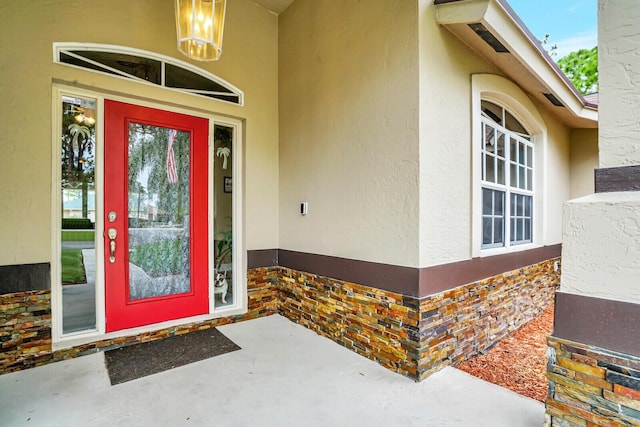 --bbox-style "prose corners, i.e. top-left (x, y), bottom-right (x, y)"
top-left (435, 0), bottom-right (598, 129)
